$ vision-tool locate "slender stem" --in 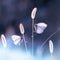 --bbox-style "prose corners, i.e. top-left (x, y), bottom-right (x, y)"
top-left (23, 34), bottom-right (27, 54)
top-left (32, 19), bottom-right (34, 56)
top-left (40, 30), bottom-right (59, 49)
